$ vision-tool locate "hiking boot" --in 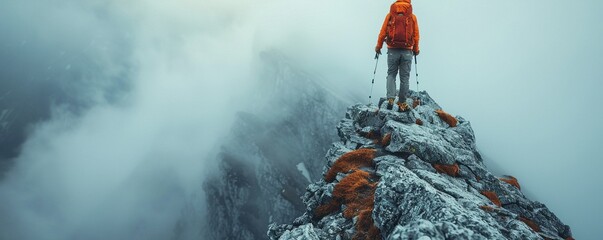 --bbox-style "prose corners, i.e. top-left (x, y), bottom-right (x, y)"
top-left (387, 98), bottom-right (394, 110)
top-left (397, 101), bottom-right (409, 112)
